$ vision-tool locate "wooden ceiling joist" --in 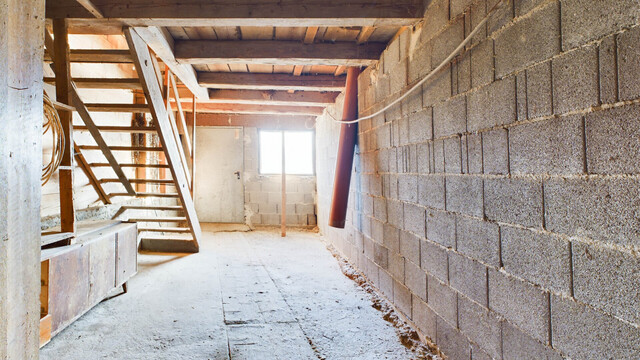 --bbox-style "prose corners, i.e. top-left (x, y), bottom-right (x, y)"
top-left (178, 102), bottom-right (324, 116)
top-left (44, 49), bottom-right (132, 63)
top-left (44, 77), bottom-right (141, 90)
top-left (195, 89), bottom-right (339, 106)
top-left (47, 0), bottom-right (425, 27)
top-left (175, 40), bottom-right (386, 66)
top-left (198, 72), bottom-right (345, 91)
top-left (186, 112), bottom-right (316, 130)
